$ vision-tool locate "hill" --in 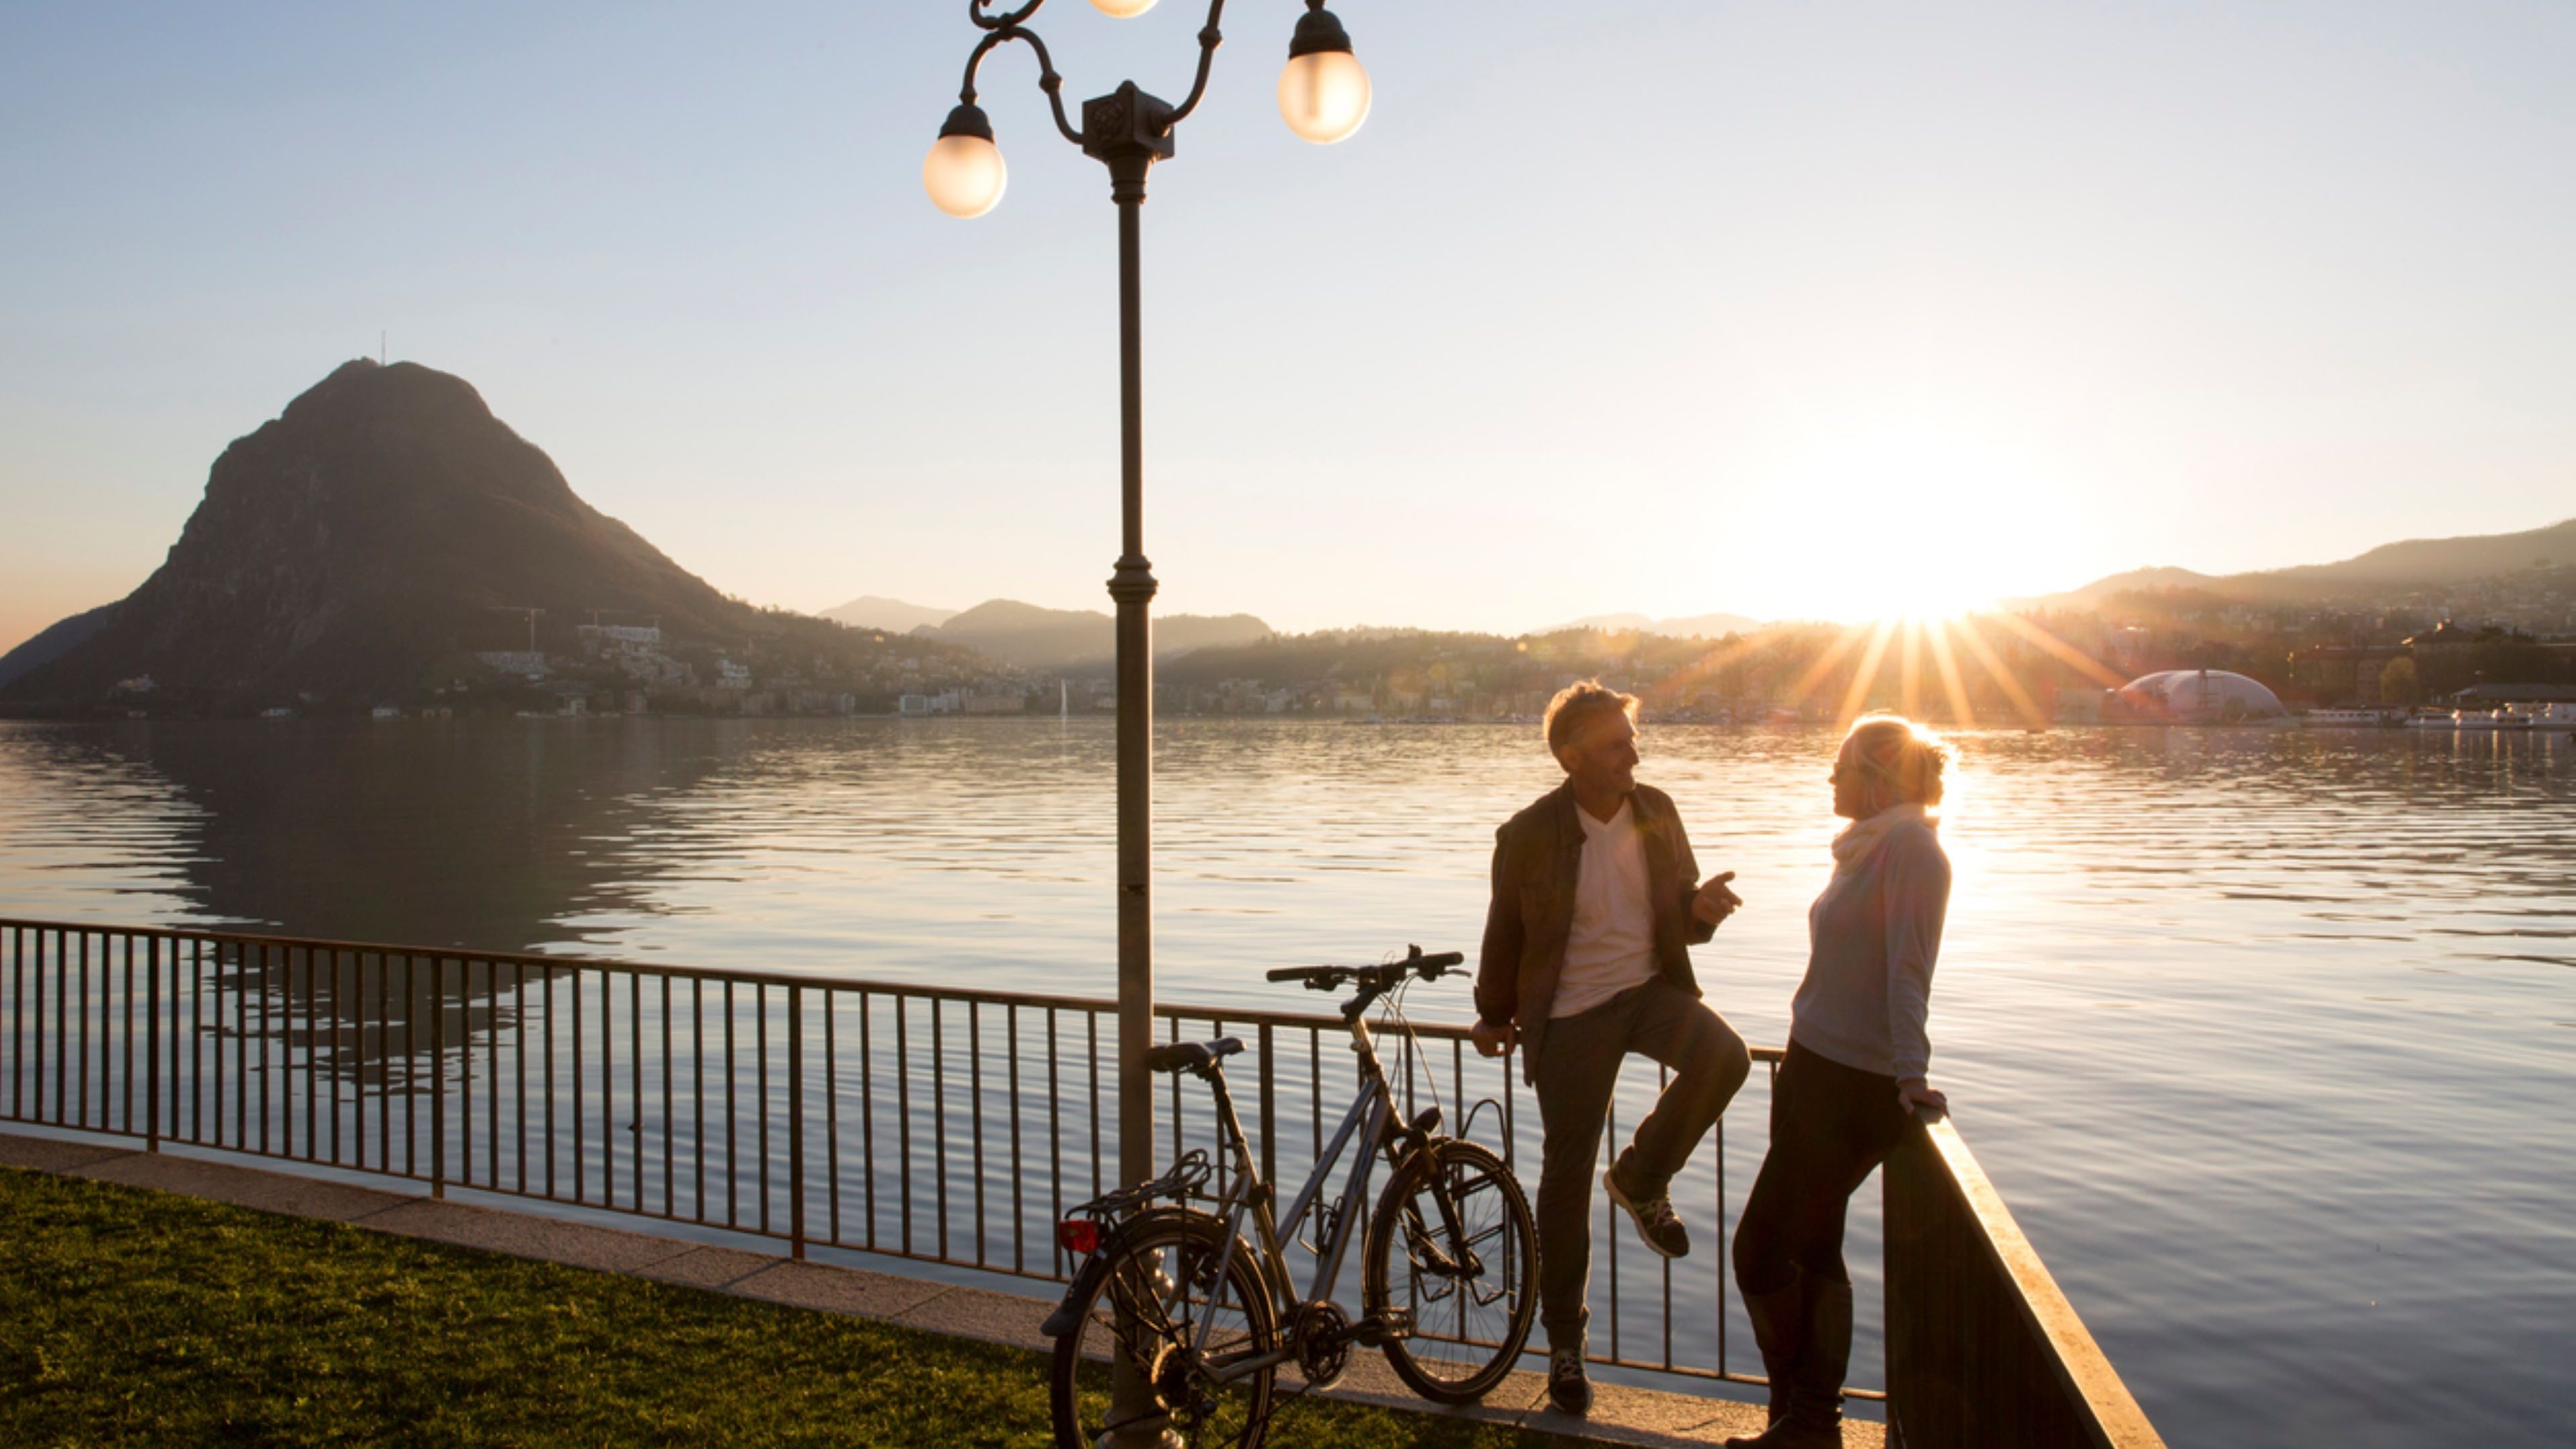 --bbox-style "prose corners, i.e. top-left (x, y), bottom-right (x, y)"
top-left (818, 595), bottom-right (956, 632)
top-left (0, 360), bottom-right (978, 716)
top-left (1552, 610), bottom-right (1765, 639)
top-left (925, 599), bottom-right (1272, 669)
top-left (0, 602), bottom-right (118, 692)
top-left (2041, 517), bottom-right (2576, 605)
